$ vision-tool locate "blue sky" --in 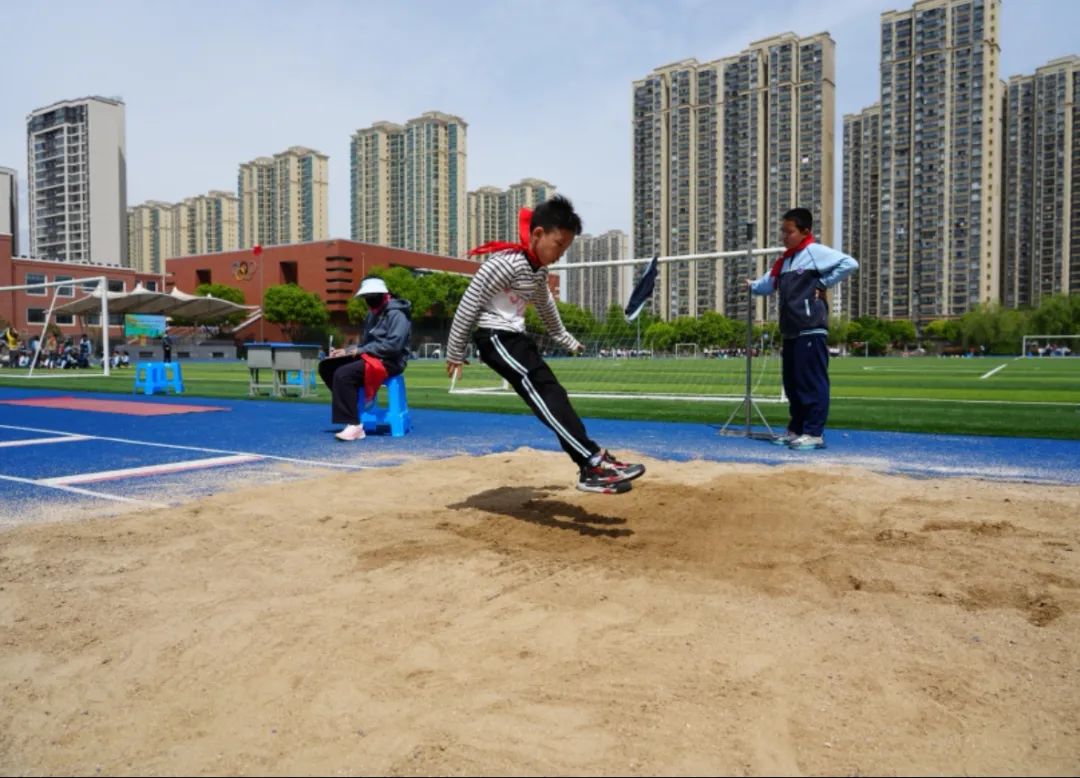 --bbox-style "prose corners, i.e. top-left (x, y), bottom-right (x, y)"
top-left (3, 0), bottom-right (1078, 255)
